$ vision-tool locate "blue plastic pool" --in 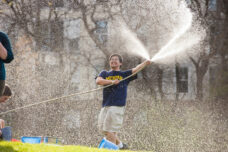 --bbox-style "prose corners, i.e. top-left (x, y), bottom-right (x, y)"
top-left (21, 136), bottom-right (42, 144)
